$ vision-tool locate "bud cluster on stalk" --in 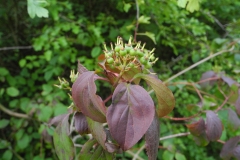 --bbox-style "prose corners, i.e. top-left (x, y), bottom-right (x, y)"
top-left (103, 36), bottom-right (158, 73)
